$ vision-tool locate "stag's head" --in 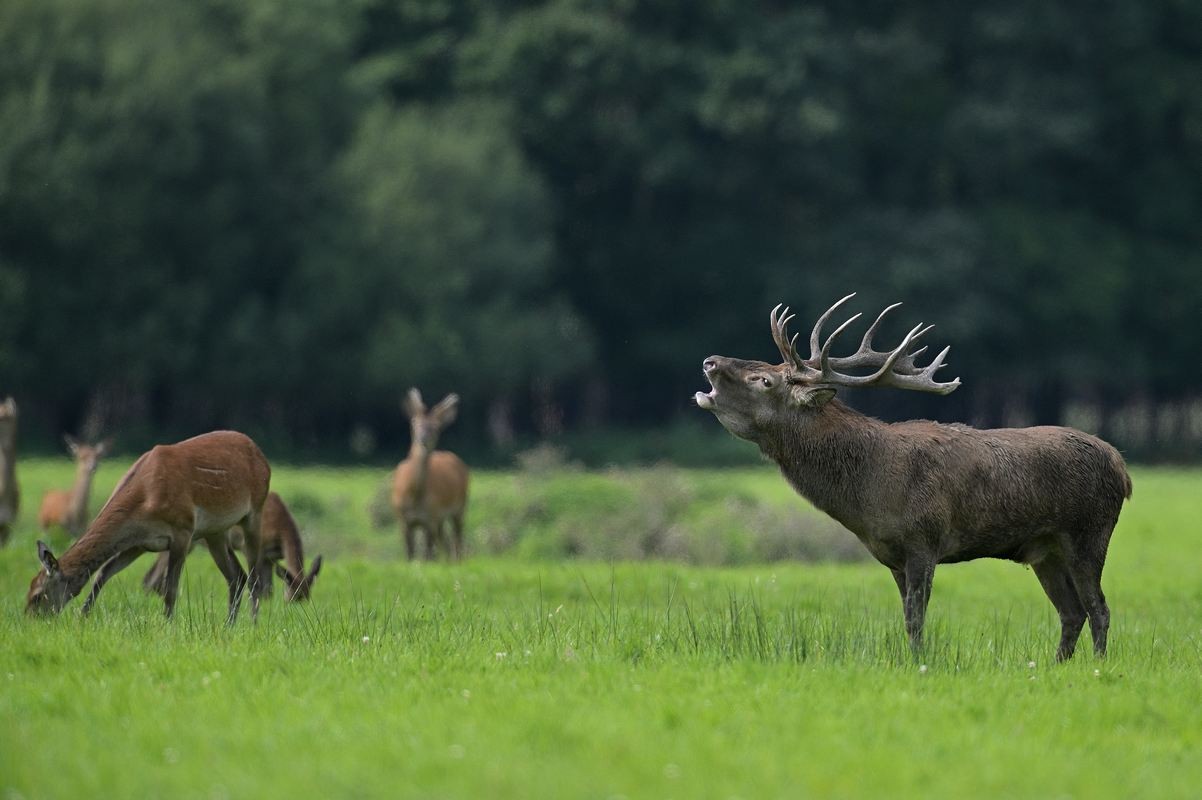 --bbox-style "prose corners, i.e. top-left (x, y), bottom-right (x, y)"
top-left (26, 541), bottom-right (70, 615)
top-left (404, 389), bottom-right (459, 452)
top-left (276, 555), bottom-right (323, 602)
top-left (695, 293), bottom-right (960, 443)
top-left (66, 436), bottom-right (110, 475)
